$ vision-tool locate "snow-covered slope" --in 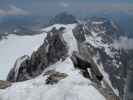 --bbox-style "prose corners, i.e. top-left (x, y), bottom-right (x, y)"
top-left (0, 34), bottom-right (46, 80)
top-left (0, 58), bottom-right (105, 100)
